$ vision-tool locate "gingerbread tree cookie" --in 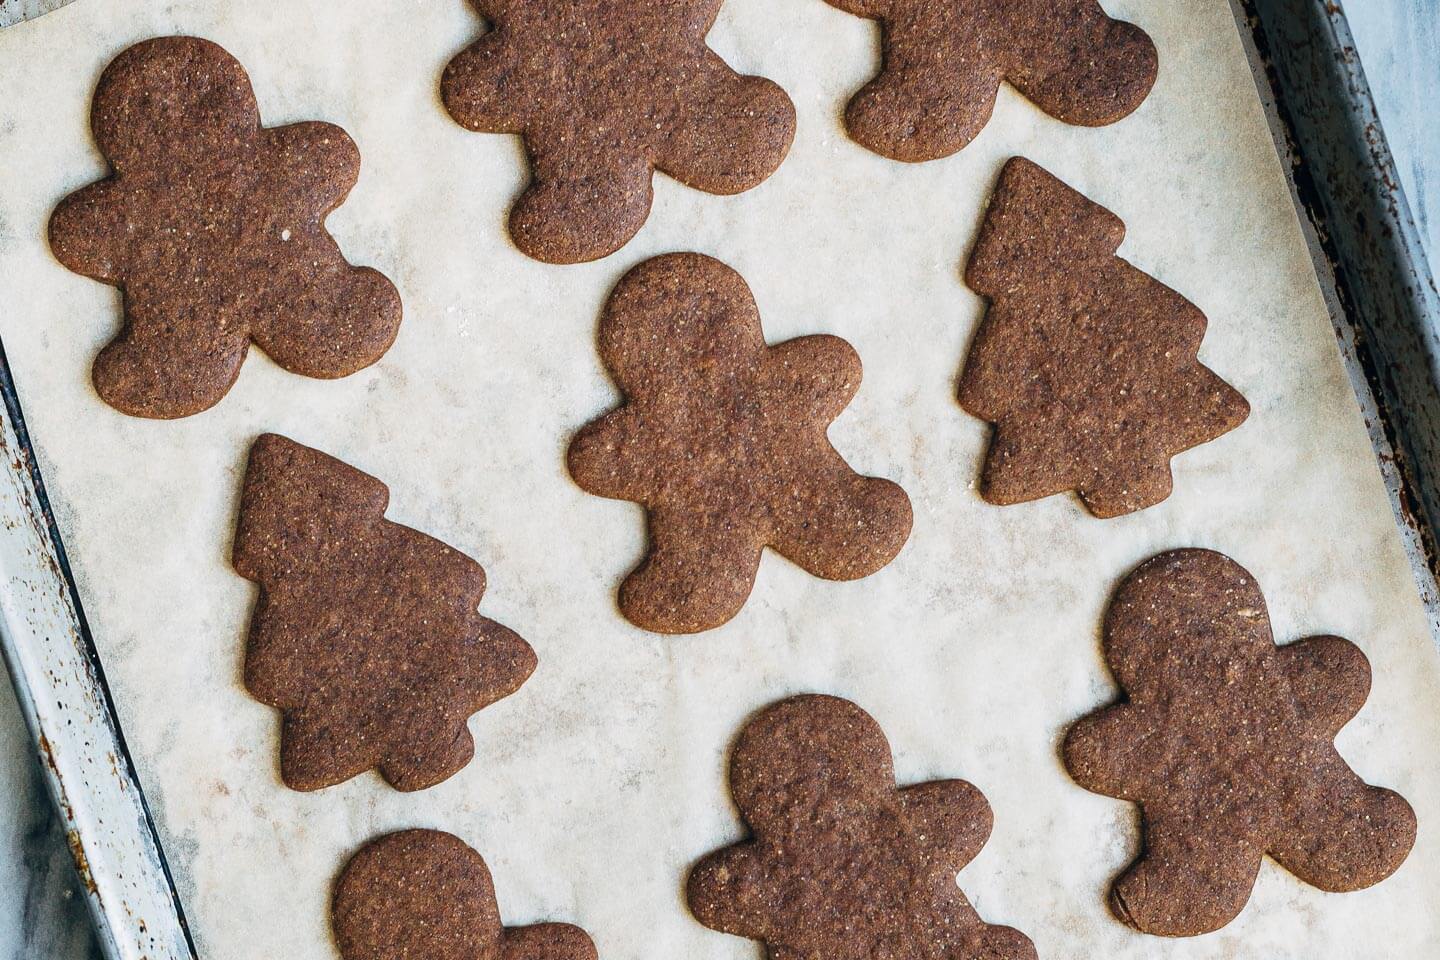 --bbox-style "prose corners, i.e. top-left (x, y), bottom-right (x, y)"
top-left (959, 158), bottom-right (1249, 518)
top-left (688, 695), bottom-right (1036, 960)
top-left (49, 37), bottom-right (401, 419)
top-left (441, 1), bottom-right (796, 264)
top-left (233, 435), bottom-right (535, 792)
top-left (333, 830), bottom-right (597, 960)
top-left (567, 253), bottom-right (912, 634)
top-left (1064, 549), bottom-right (1417, 937)
top-left (822, 0), bottom-right (1157, 161)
